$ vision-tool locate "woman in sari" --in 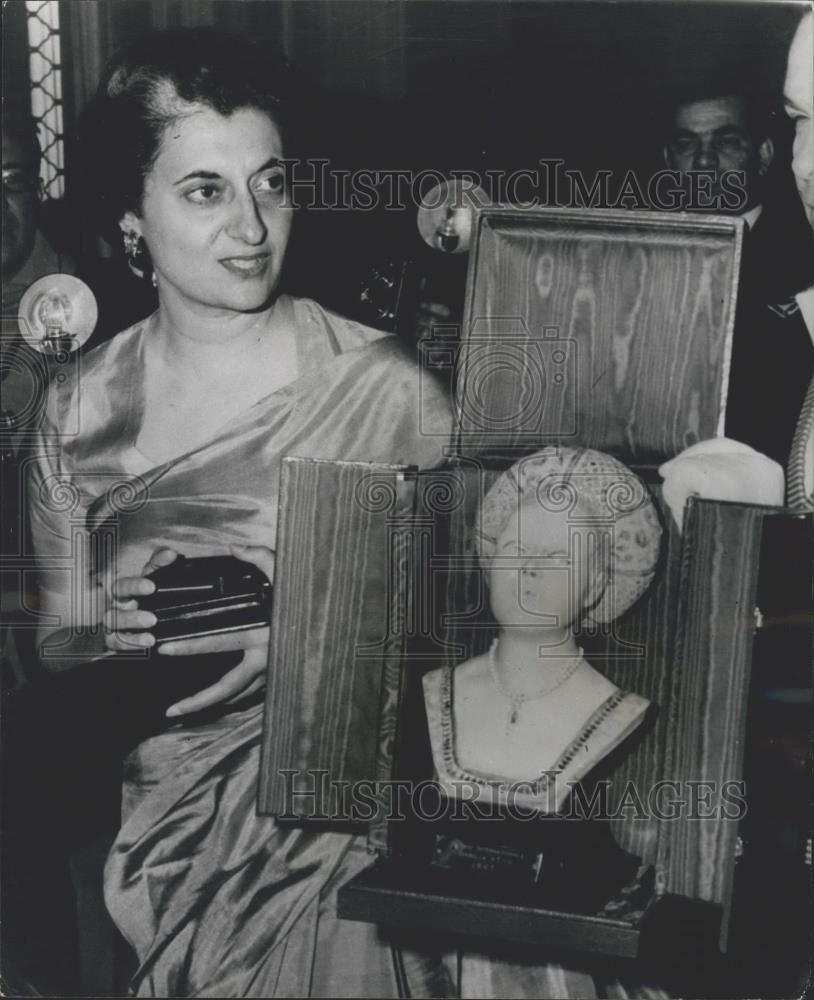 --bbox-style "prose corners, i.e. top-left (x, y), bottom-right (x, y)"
top-left (19, 28), bottom-right (456, 998)
top-left (18, 28), bottom-right (667, 1000)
